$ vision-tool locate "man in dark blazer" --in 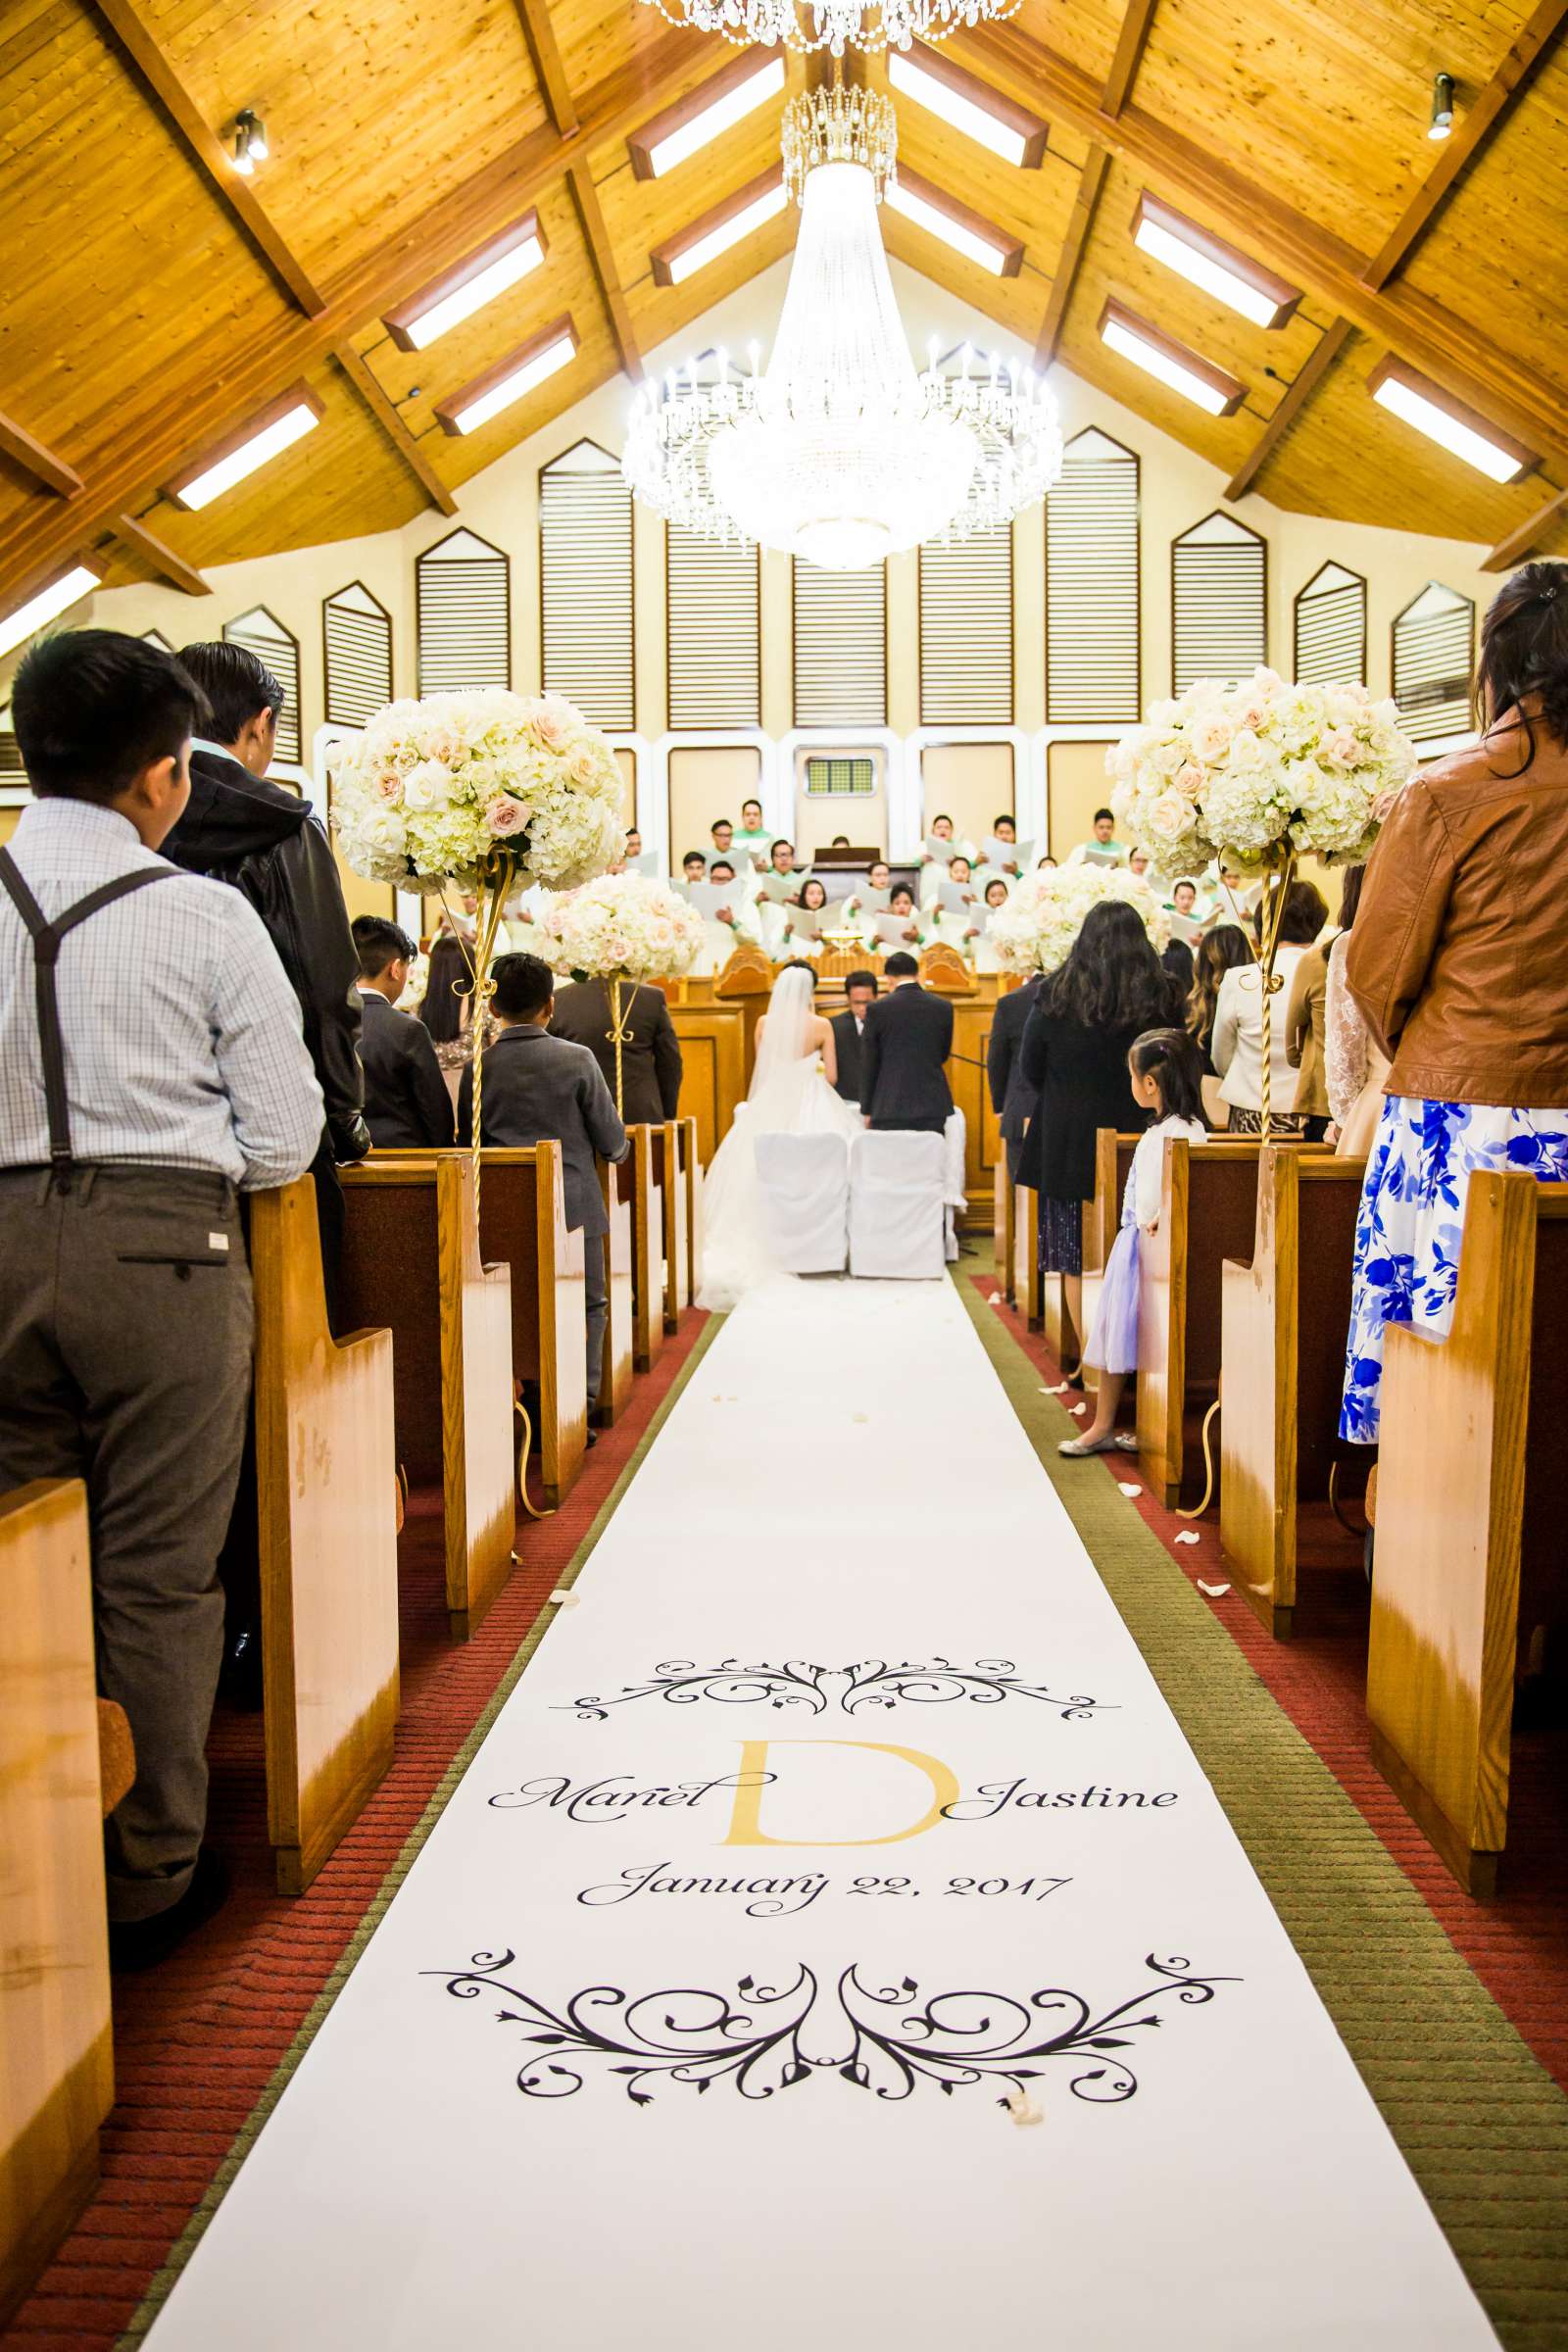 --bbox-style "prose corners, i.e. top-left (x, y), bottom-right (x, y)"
top-left (460, 955), bottom-right (629, 1398)
top-left (549, 975), bottom-right (683, 1126)
top-left (858, 954), bottom-right (954, 1135)
top-left (830, 970), bottom-right (878, 1106)
top-left (352, 916), bottom-right (456, 1150)
top-left (986, 970), bottom-right (1043, 1182)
